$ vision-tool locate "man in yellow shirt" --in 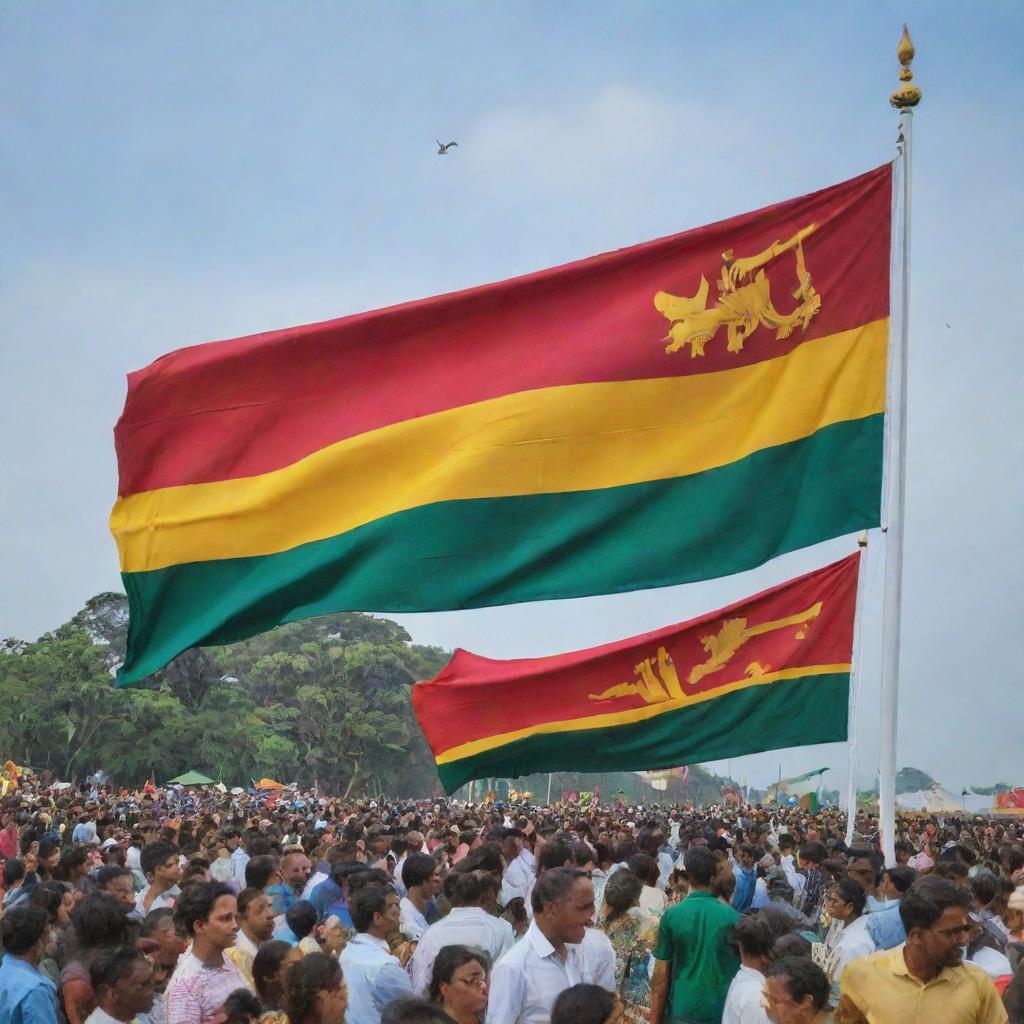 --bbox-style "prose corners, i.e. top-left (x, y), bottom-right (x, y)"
top-left (836, 876), bottom-right (1007, 1024)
